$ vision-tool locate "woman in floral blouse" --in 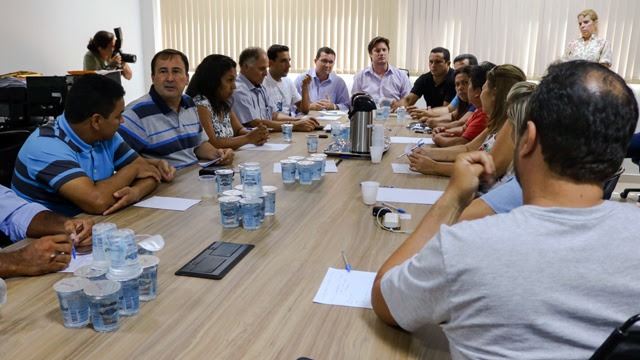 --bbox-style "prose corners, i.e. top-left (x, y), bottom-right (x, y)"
top-left (562, 9), bottom-right (612, 68)
top-left (186, 54), bottom-right (269, 150)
